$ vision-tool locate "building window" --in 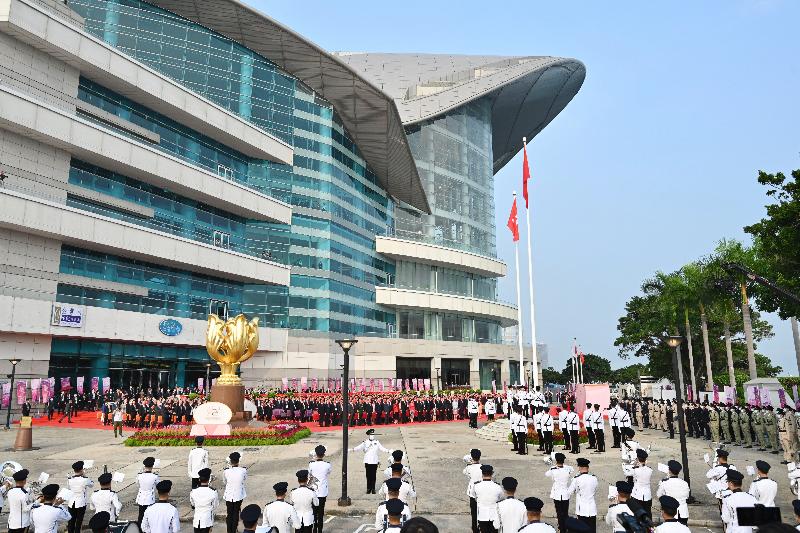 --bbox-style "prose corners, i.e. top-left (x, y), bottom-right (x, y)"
top-left (217, 164), bottom-right (235, 180)
top-left (479, 360), bottom-right (502, 390)
top-left (442, 358), bottom-right (470, 388)
top-left (209, 299), bottom-right (229, 319)
top-left (212, 230), bottom-right (231, 249)
top-left (396, 357), bottom-right (431, 381)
